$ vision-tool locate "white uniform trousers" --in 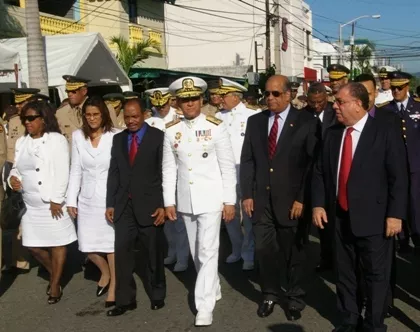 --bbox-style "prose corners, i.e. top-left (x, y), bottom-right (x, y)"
top-left (164, 218), bottom-right (189, 264)
top-left (182, 211), bottom-right (222, 314)
top-left (225, 187), bottom-right (254, 262)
